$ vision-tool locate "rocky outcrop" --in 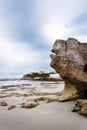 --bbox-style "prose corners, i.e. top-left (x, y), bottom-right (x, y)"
top-left (21, 100), bottom-right (39, 109)
top-left (0, 101), bottom-right (8, 106)
top-left (72, 100), bottom-right (87, 116)
top-left (8, 105), bottom-right (16, 110)
top-left (50, 38), bottom-right (87, 101)
top-left (22, 72), bottom-right (63, 81)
